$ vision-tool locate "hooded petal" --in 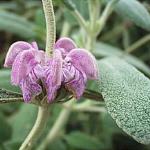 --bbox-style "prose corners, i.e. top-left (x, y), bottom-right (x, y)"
top-left (55, 37), bottom-right (76, 53)
top-left (65, 70), bottom-right (87, 99)
top-left (11, 49), bottom-right (44, 85)
top-left (66, 49), bottom-right (98, 79)
top-left (4, 41), bottom-right (33, 67)
top-left (44, 50), bottom-right (63, 102)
